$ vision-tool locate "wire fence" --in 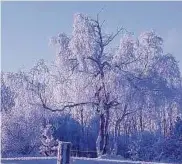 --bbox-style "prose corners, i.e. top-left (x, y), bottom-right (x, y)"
top-left (71, 150), bottom-right (97, 158)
